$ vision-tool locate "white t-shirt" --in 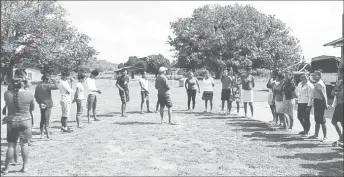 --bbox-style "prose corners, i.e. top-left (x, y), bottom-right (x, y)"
top-left (76, 82), bottom-right (85, 100)
top-left (139, 77), bottom-right (149, 91)
top-left (59, 80), bottom-right (72, 101)
top-left (85, 77), bottom-right (98, 95)
top-left (203, 77), bottom-right (215, 92)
